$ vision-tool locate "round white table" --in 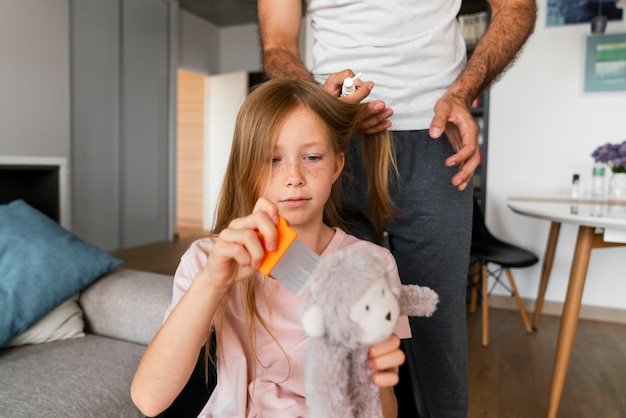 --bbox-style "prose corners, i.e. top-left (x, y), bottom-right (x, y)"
top-left (507, 197), bottom-right (626, 418)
